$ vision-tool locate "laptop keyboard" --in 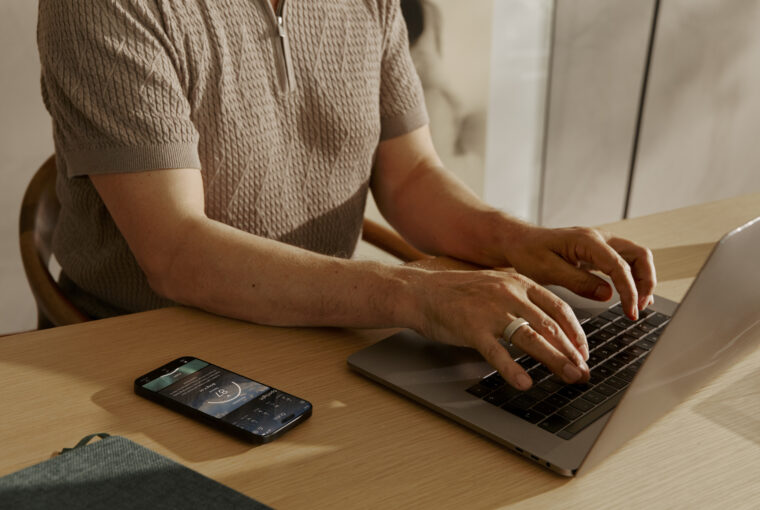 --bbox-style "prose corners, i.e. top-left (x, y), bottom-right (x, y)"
top-left (466, 303), bottom-right (670, 440)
